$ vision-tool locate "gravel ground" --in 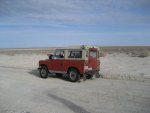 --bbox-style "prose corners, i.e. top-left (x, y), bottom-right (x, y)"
top-left (0, 53), bottom-right (150, 113)
top-left (101, 53), bottom-right (150, 81)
